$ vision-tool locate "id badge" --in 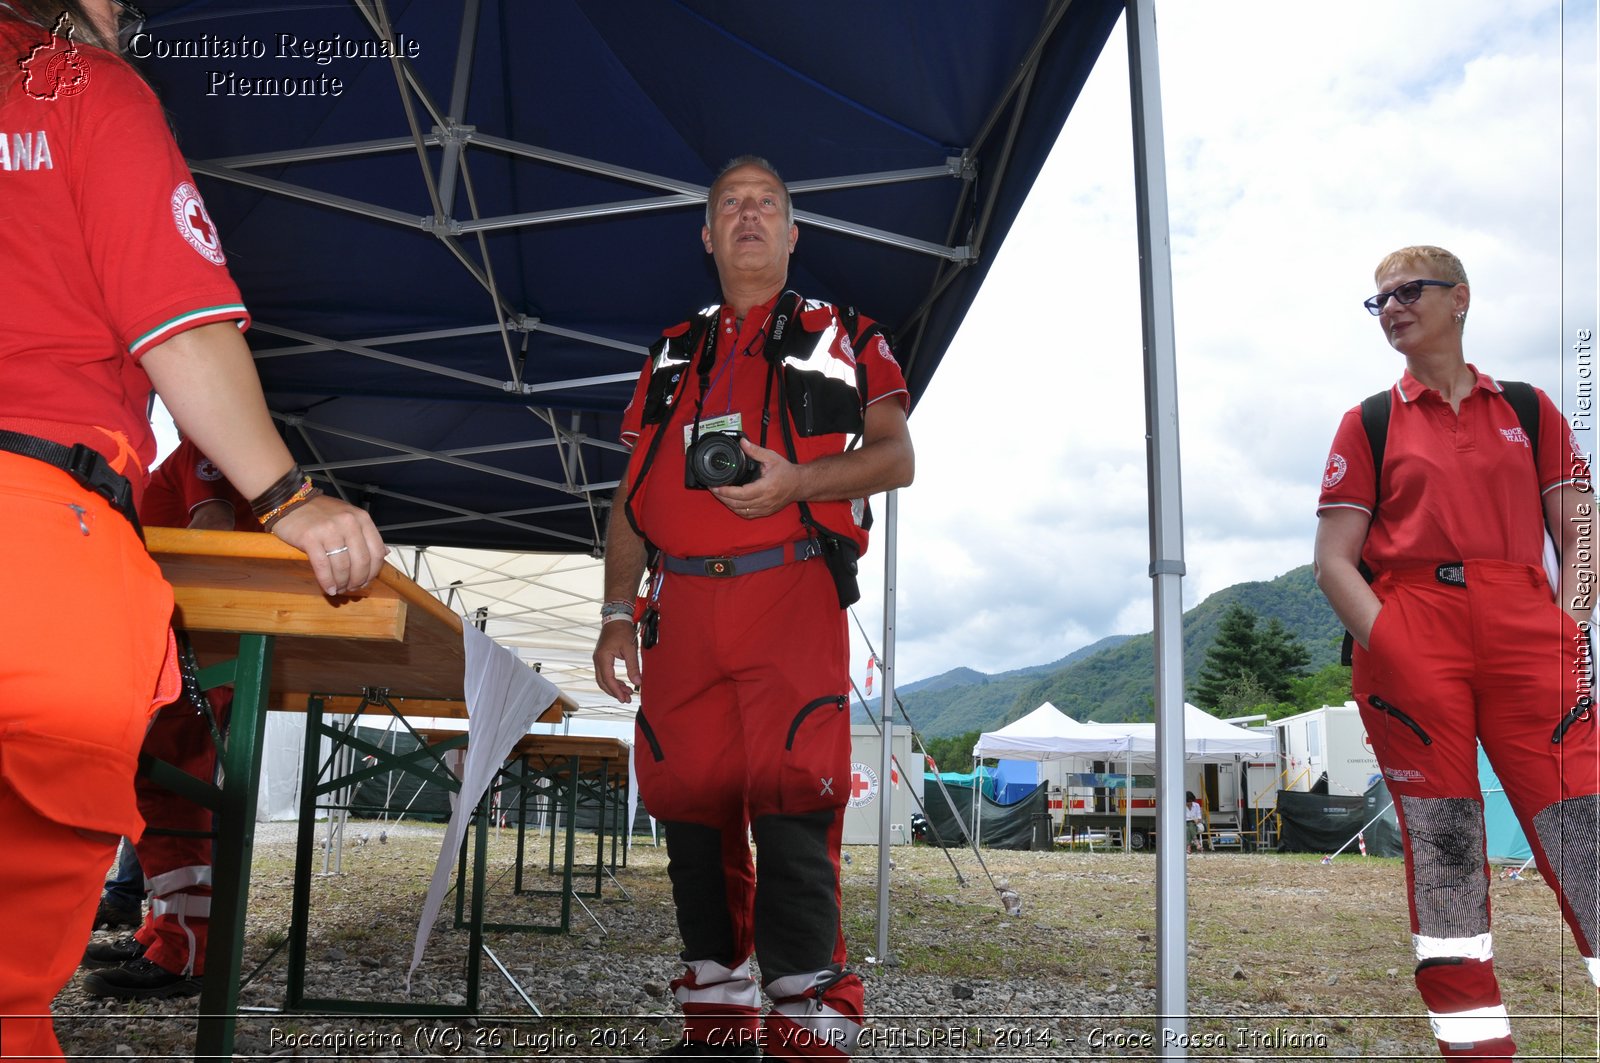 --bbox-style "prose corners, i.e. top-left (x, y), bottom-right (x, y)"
top-left (684, 412), bottom-right (742, 451)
